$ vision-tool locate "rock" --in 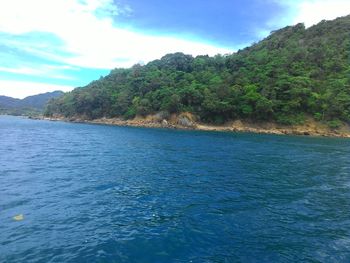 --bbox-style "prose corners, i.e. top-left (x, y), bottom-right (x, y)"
top-left (178, 116), bottom-right (194, 127)
top-left (154, 111), bottom-right (170, 122)
top-left (232, 120), bottom-right (243, 127)
top-left (161, 119), bottom-right (168, 127)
